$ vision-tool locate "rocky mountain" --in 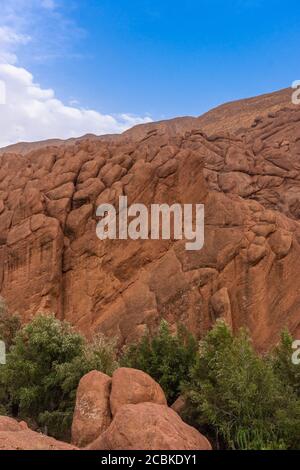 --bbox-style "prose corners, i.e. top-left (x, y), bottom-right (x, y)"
top-left (0, 88), bottom-right (300, 351)
top-left (0, 87), bottom-right (292, 155)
